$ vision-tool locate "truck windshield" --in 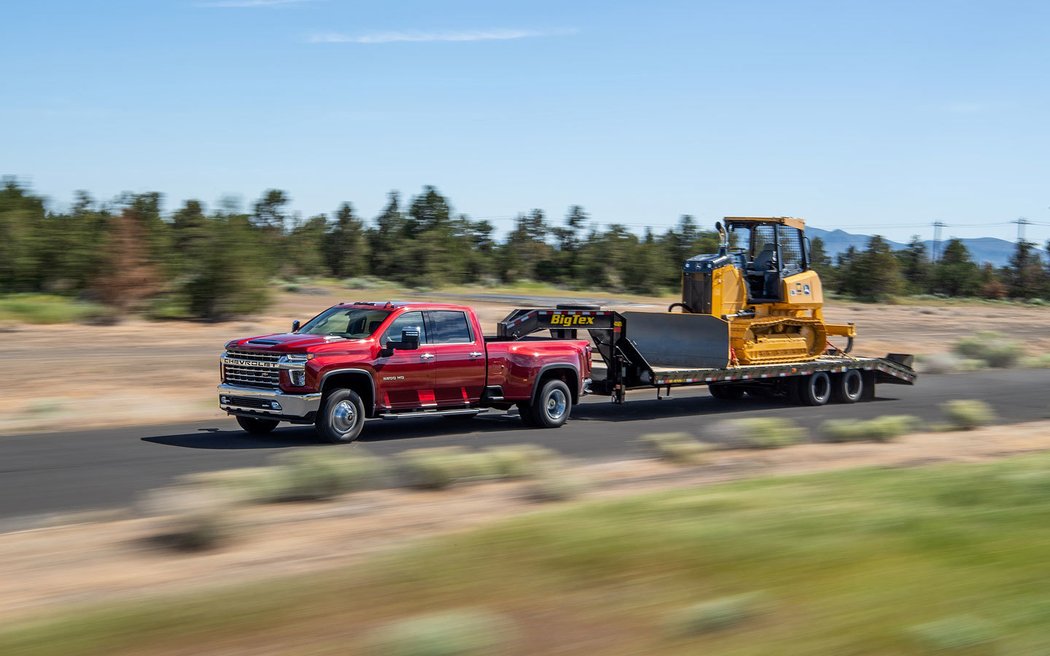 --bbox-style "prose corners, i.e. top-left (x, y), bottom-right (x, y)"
top-left (298, 308), bottom-right (392, 338)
